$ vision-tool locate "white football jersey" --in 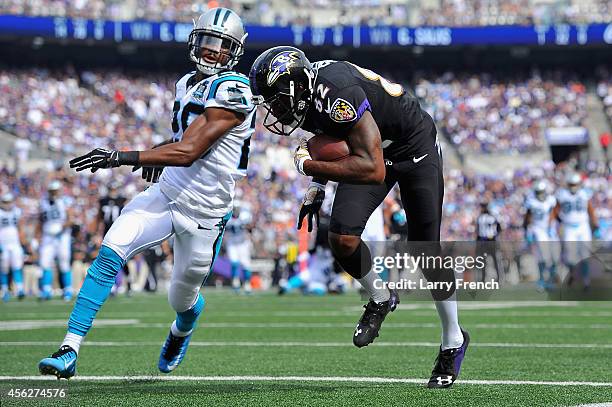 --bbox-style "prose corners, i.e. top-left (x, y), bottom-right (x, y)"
top-left (160, 71), bottom-right (256, 218)
top-left (556, 188), bottom-right (591, 226)
top-left (40, 198), bottom-right (69, 236)
top-left (0, 207), bottom-right (21, 245)
top-left (525, 194), bottom-right (556, 232)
